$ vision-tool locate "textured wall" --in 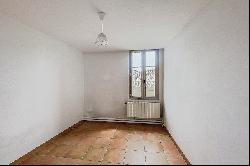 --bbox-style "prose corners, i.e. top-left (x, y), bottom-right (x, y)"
top-left (163, 0), bottom-right (249, 164)
top-left (0, 14), bottom-right (84, 164)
